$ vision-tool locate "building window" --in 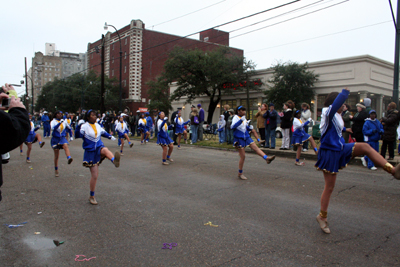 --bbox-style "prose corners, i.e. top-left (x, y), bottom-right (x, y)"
top-left (125, 39), bottom-right (127, 45)
top-left (125, 52), bottom-right (127, 59)
top-left (124, 66), bottom-right (126, 73)
top-left (112, 69), bottom-right (114, 76)
top-left (112, 56), bottom-right (114, 63)
top-left (45, 68), bottom-right (47, 70)
top-left (112, 44), bottom-right (114, 50)
top-left (49, 78), bottom-right (52, 81)
top-left (45, 62), bottom-right (48, 65)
